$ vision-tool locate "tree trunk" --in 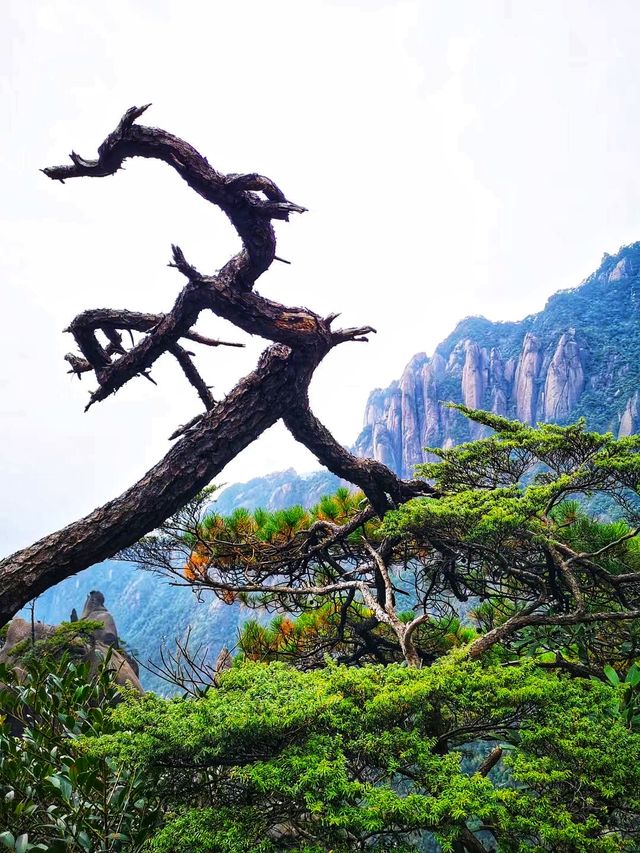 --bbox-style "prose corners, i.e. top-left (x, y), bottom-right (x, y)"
top-left (0, 106), bottom-right (432, 624)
